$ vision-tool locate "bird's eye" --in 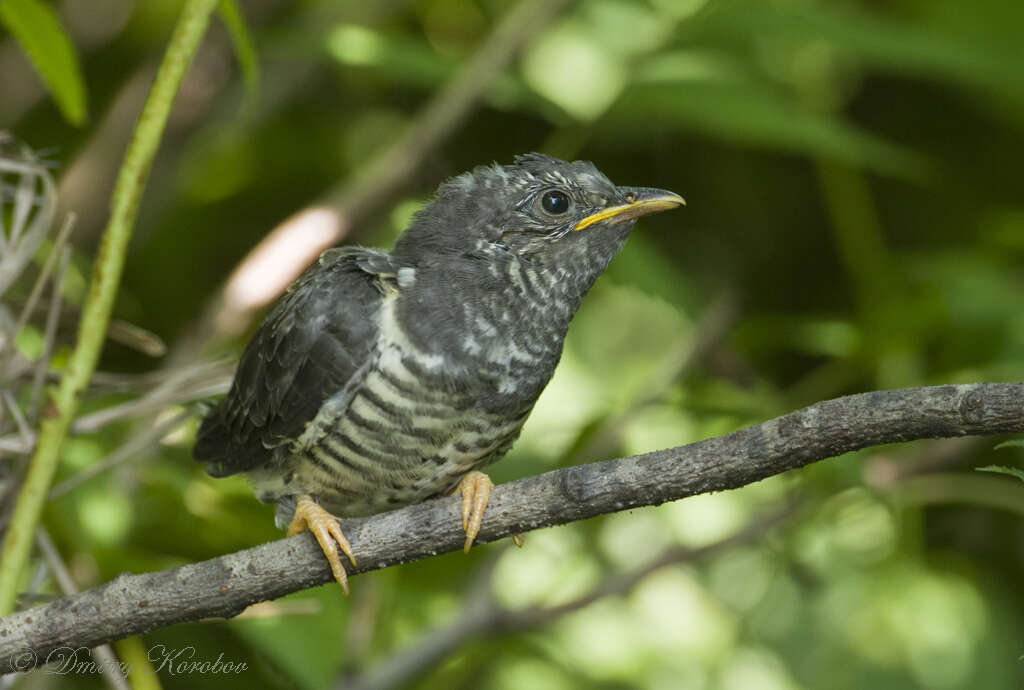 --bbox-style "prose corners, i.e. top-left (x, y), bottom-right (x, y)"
top-left (539, 189), bottom-right (571, 215)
